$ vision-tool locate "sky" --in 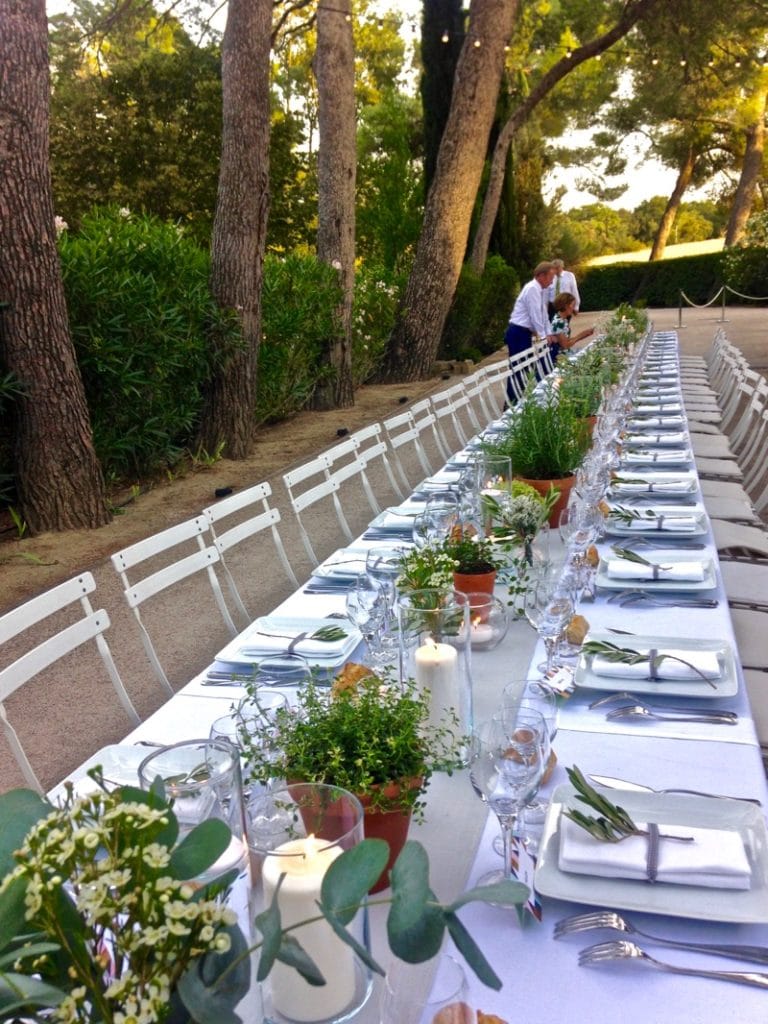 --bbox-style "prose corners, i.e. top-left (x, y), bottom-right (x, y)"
top-left (46, 0), bottom-right (696, 213)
